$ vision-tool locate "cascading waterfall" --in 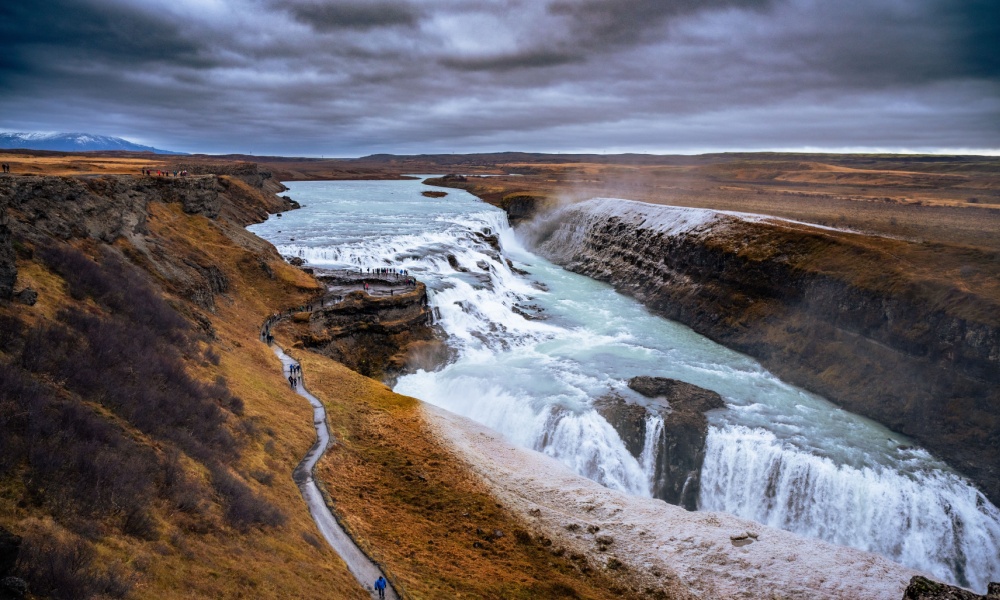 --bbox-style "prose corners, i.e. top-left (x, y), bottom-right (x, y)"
top-left (640, 415), bottom-right (665, 490)
top-left (700, 424), bottom-right (1000, 589)
top-left (248, 179), bottom-right (1000, 592)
